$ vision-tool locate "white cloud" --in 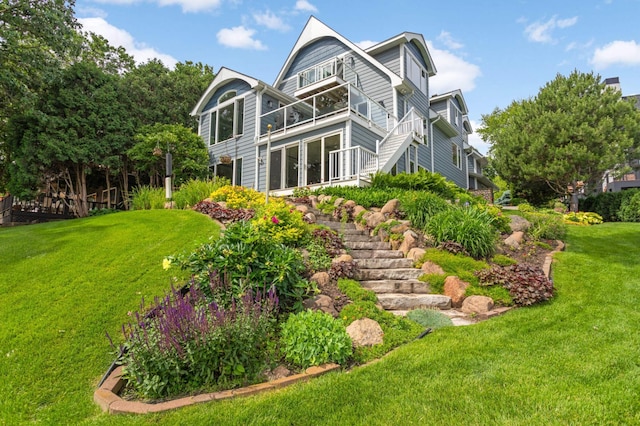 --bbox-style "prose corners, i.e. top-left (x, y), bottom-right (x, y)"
top-left (217, 26), bottom-right (267, 50)
top-left (253, 11), bottom-right (290, 32)
top-left (523, 15), bottom-right (578, 44)
top-left (591, 40), bottom-right (640, 68)
top-left (294, 0), bottom-right (318, 13)
top-left (426, 41), bottom-right (481, 94)
top-left (92, 0), bottom-right (223, 13)
top-left (356, 40), bottom-right (378, 50)
top-left (468, 120), bottom-right (491, 156)
top-left (437, 31), bottom-right (463, 50)
top-left (77, 17), bottom-right (178, 67)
